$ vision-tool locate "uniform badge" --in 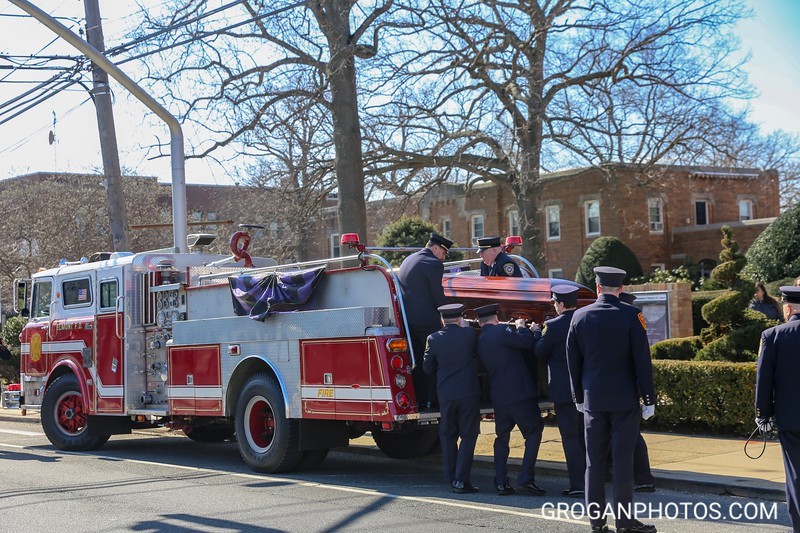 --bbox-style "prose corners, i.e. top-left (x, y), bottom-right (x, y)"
top-left (503, 263), bottom-right (515, 275)
top-left (637, 312), bottom-right (647, 331)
